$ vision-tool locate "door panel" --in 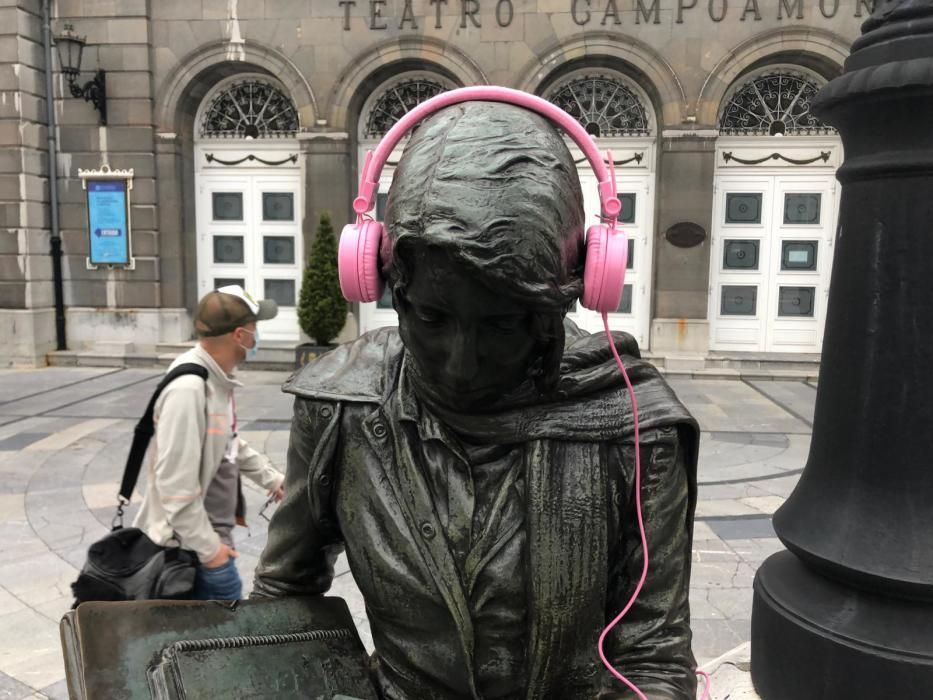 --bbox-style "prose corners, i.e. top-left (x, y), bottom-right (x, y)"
top-left (765, 175), bottom-right (834, 352)
top-left (709, 173), bottom-right (836, 353)
top-left (198, 173), bottom-right (303, 341)
top-left (709, 177), bottom-right (774, 352)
